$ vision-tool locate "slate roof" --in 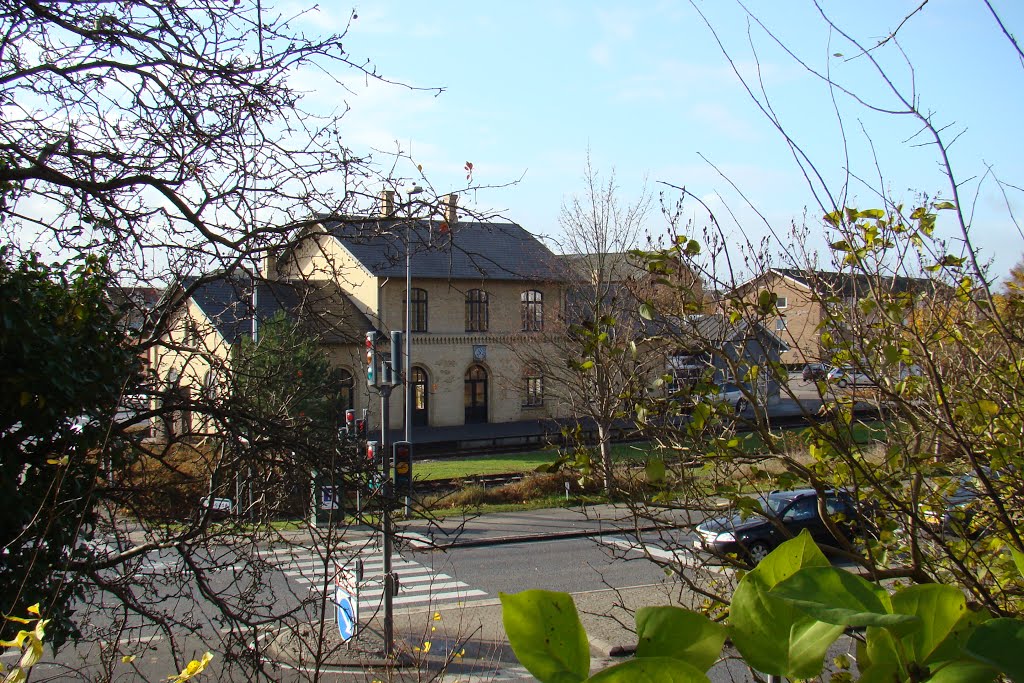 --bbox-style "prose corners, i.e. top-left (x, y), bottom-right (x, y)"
top-left (769, 268), bottom-right (934, 297)
top-left (644, 313), bottom-right (789, 351)
top-left (559, 252), bottom-right (647, 284)
top-left (319, 218), bottom-right (564, 282)
top-left (176, 274), bottom-right (372, 345)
